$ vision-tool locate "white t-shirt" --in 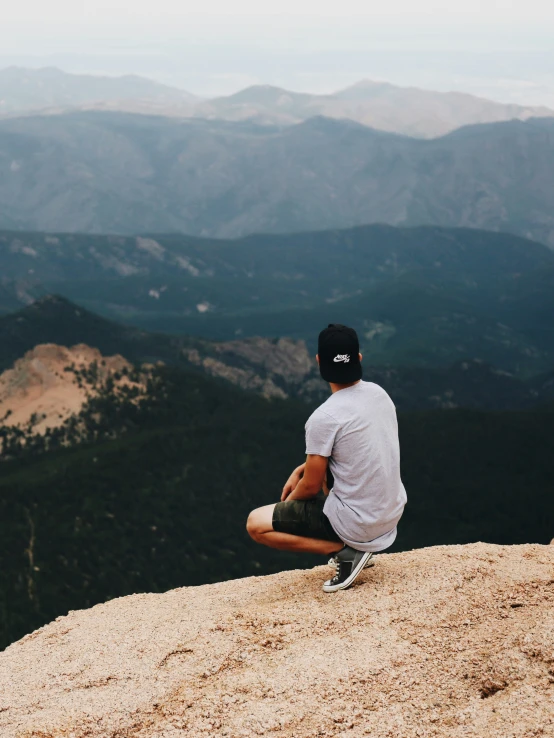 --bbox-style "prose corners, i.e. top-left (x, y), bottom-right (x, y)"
top-left (305, 380), bottom-right (407, 552)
